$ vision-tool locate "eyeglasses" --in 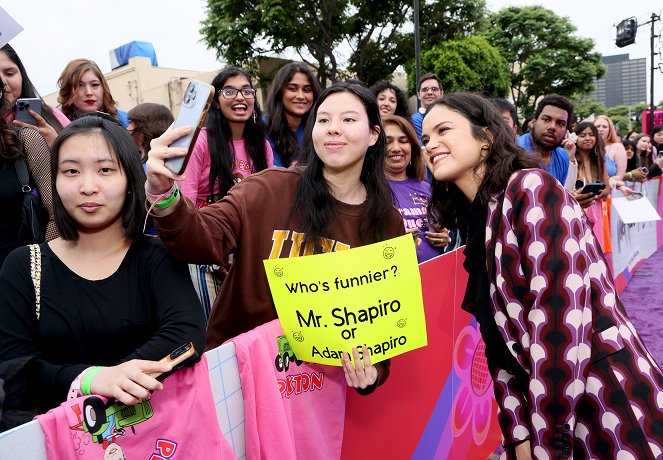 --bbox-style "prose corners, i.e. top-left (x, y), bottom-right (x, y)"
top-left (219, 87), bottom-right (256, 99)
top-left (420, 86), bottom-right (441, 93)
